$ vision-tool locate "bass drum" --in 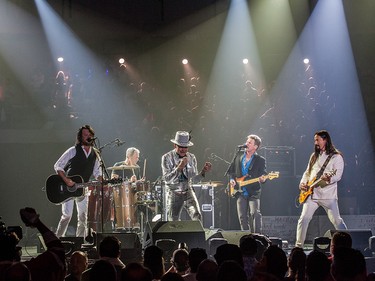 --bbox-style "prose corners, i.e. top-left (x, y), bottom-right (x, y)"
top-left (113, 180), bottom-right (137, 229)
top-left (87, 185), bottom-right (114, 232)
